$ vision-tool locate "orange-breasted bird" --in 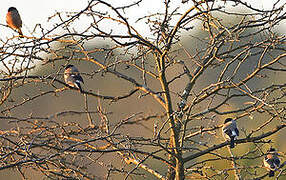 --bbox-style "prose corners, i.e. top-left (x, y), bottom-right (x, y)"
top-left (6, 7), bottom-right (23, 37)
top-left (64, 64), bottom-right (84, 93)
top-left (263, 148), bottom-right (281, 177)
top-left (222, 118), bottom-right (239, 148)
